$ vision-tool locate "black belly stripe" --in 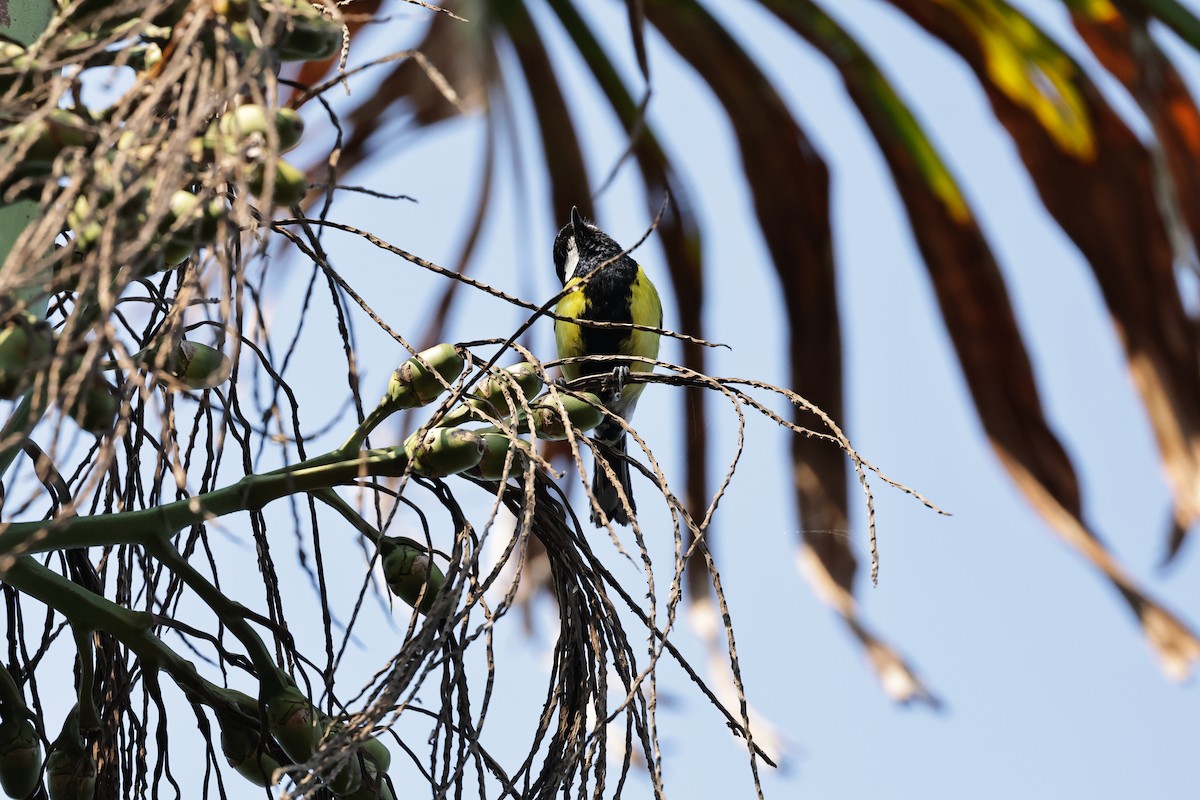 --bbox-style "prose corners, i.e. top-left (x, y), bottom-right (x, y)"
top-left (578, 261), bottom-right (636, 377)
